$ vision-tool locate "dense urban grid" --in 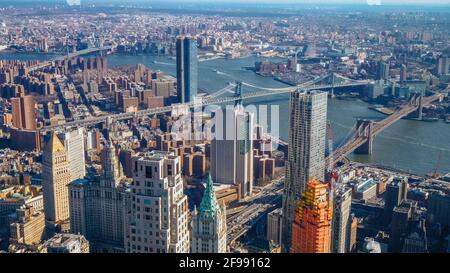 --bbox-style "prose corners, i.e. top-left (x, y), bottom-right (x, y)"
top-left (0, 1), bottom-right (449, 254)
